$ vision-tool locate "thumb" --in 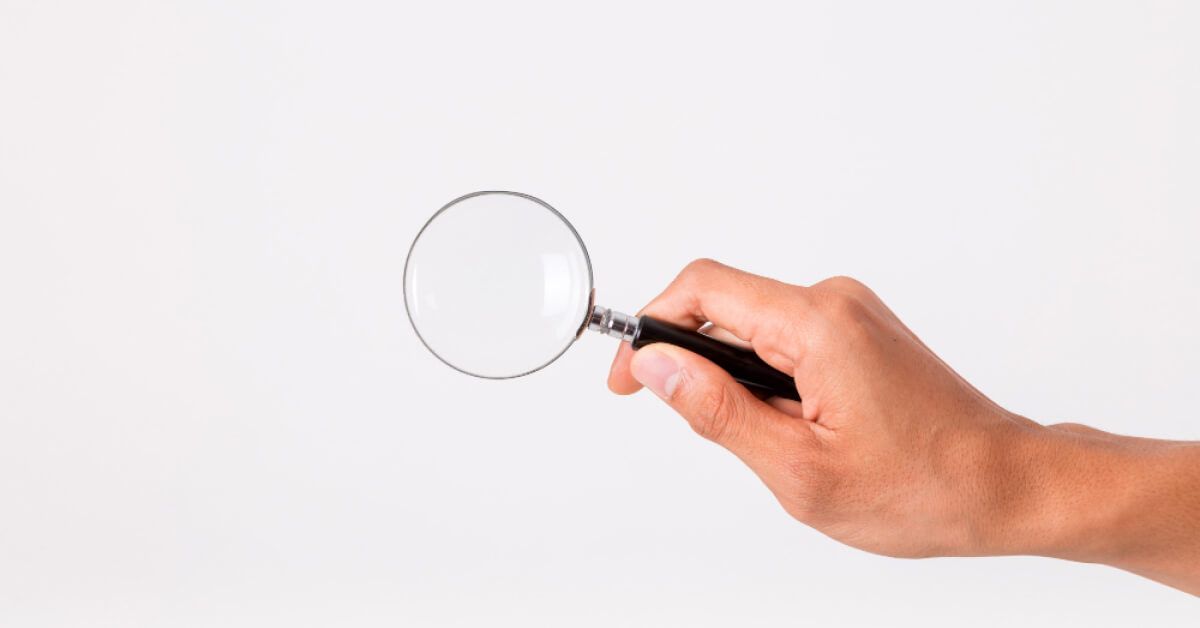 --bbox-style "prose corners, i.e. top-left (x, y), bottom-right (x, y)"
top-left (630, 342), bottom-right (784, 456)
